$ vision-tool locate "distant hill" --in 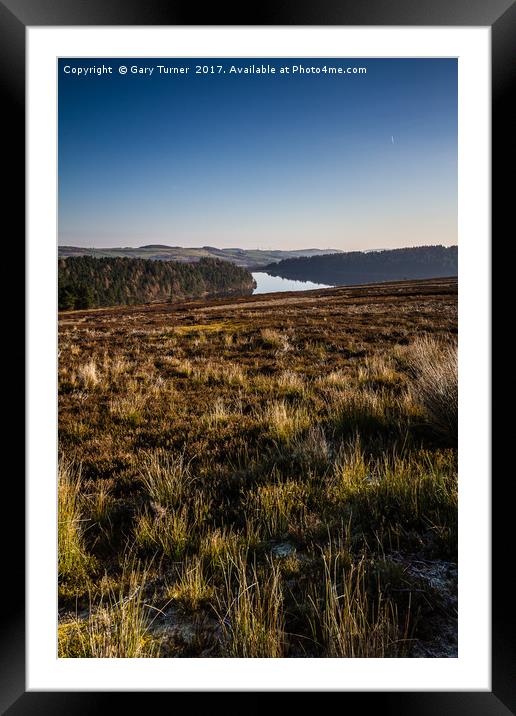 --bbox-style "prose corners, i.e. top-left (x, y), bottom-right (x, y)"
top-left (263, 245), bottom-right (458, 286)
top-left (58, 256), bottom-right (255, 310)
top-left (57, 245), bottom-right (341, 269)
